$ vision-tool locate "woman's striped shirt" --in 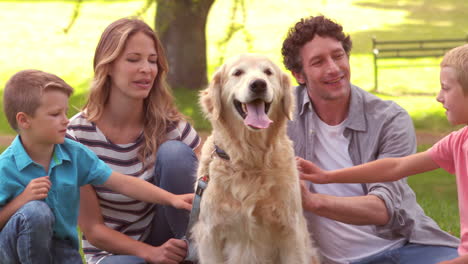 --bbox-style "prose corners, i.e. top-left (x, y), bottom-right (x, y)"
top-left (66, 112), bottom-right (200, 264)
